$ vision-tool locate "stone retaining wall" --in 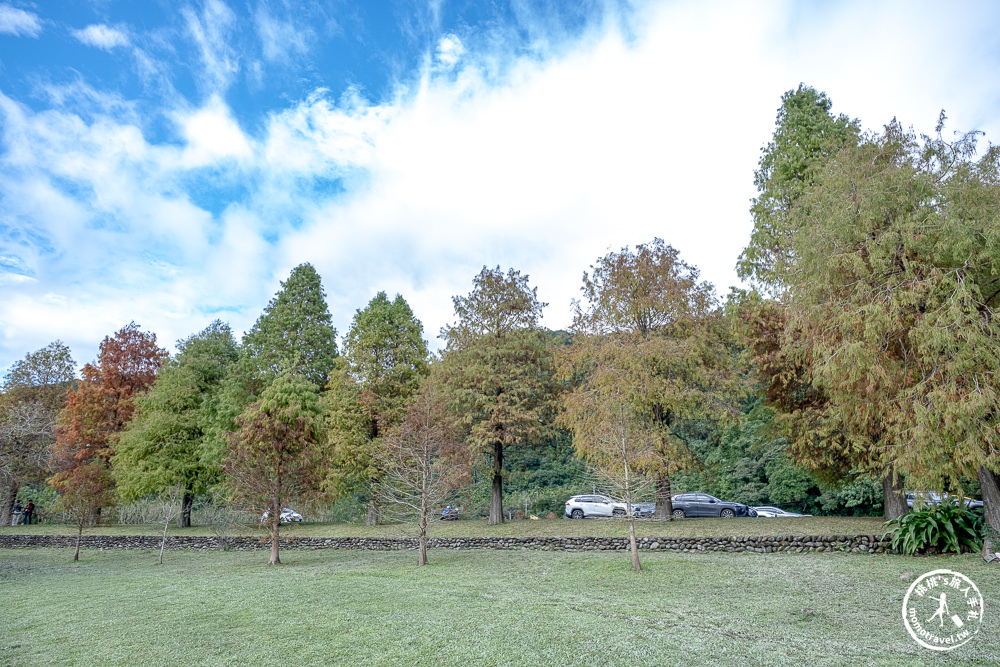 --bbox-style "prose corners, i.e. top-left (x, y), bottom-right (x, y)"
top-left (0, 533), bottom-right (893, 554)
